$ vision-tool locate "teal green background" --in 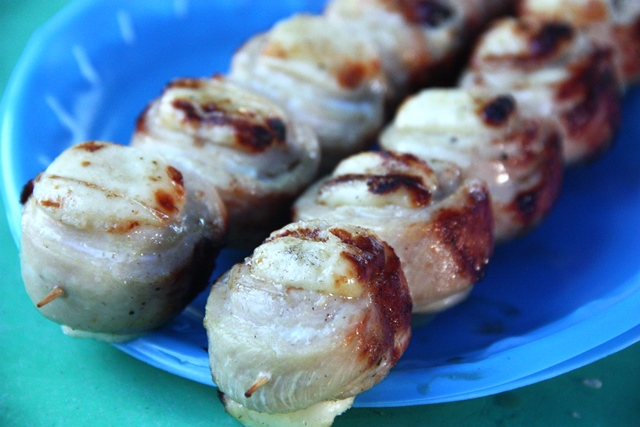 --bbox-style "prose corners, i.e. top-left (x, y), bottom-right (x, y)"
top-left (1, 1), bottom-right (639, 426)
